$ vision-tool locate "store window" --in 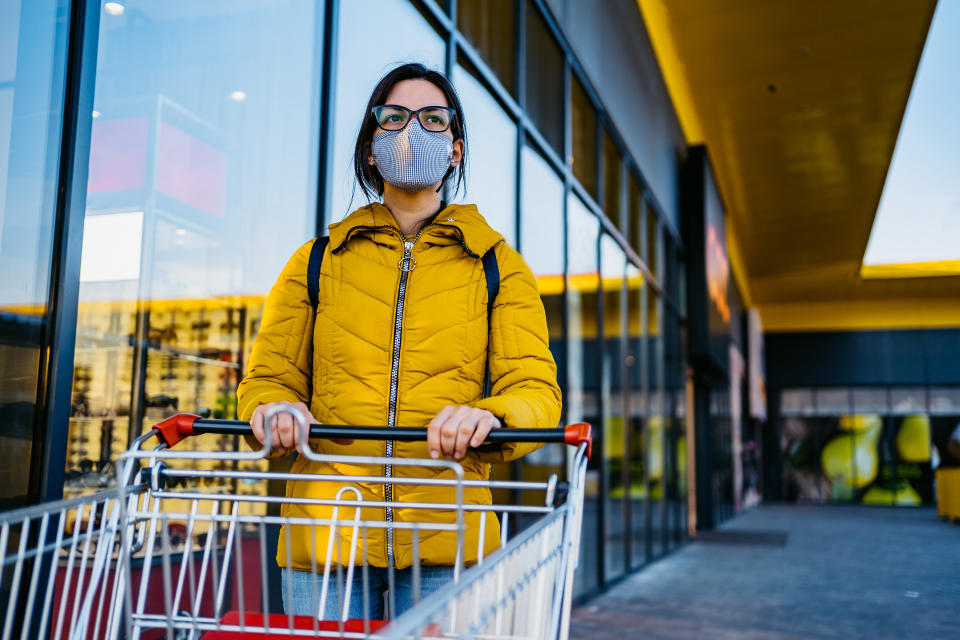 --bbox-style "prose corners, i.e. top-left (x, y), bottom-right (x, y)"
top-left (600, 234), bottom-right (627, 580)
top-left (66, 0), bottom-right (322, 499)
top-left (647, 287), bottom-right (665, 556)
top-left (567, 194), bottom-right (599, 595)
top-left (646, 201), bottom-right (659, 280)
top-left (509, 144), bottom-right (565, 514)
top-left (780, 386), bottom-right (942, 506)
top-left (570, 75), bottom-right (596, 198)
top-left (663, 307), bottom-right (684, 545)
top-left (603, 129), bottom-right (622, 233)
top-left (626, 264), bottom-right (647, 568)
top-left (0, 0), bottom-right (68, 507)
top-left (628, 173), bottom-right (643, 258)
top-left (457, 0), bottom-right (517, 97)
top-left (519, 143), bottom-right (564, 385)
top-left (329, 0), bottom-right (445, 220)
top-left (452, 65), bottom-right (517, 246)
top-left (524, 1), bottom-right (564, 155)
